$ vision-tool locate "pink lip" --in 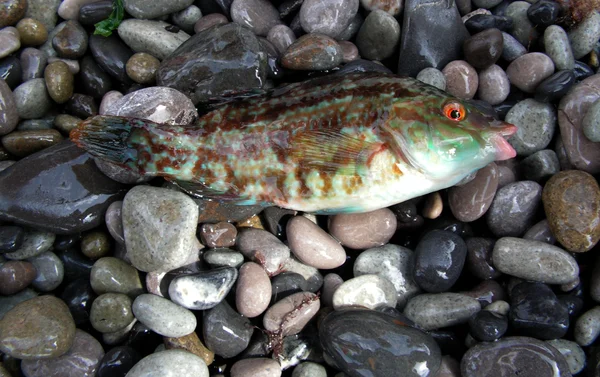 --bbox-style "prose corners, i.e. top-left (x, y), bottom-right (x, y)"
top-left (487, 121), bottom-right (518, 161)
